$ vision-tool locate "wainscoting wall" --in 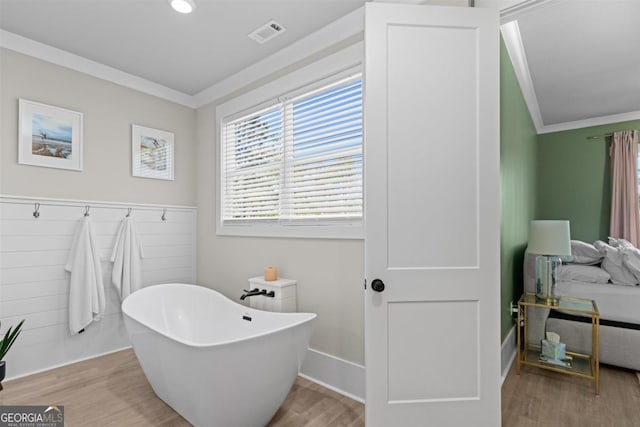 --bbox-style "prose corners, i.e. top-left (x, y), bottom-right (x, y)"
top-left (0, 196), bottom-right (196, 379)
